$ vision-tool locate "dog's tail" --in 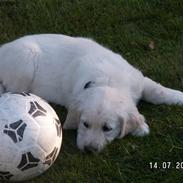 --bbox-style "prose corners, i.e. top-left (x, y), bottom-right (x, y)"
top-left (142, 77), bottom-right (183, 105)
